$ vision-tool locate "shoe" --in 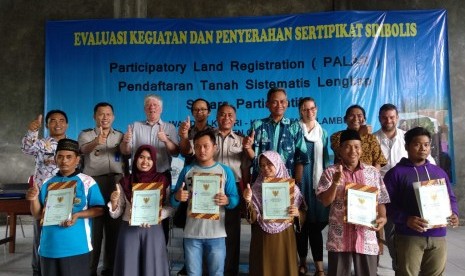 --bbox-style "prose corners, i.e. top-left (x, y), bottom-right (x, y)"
top-left (314, 270), bottom-right (325, 276)
top-left (177, 266), bottom-right (188, 276)
top-left (101, 269), bottom-right (113, 276)
top-left (299, 264), bottom-right (308, 276)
